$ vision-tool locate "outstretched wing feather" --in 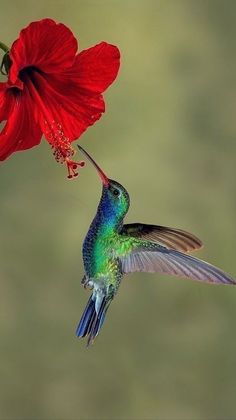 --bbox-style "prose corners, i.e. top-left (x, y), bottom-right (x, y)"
top-left (120, 246), bottom-right (235, 285)
top-left (121, 223), bottom-right (203, 252)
